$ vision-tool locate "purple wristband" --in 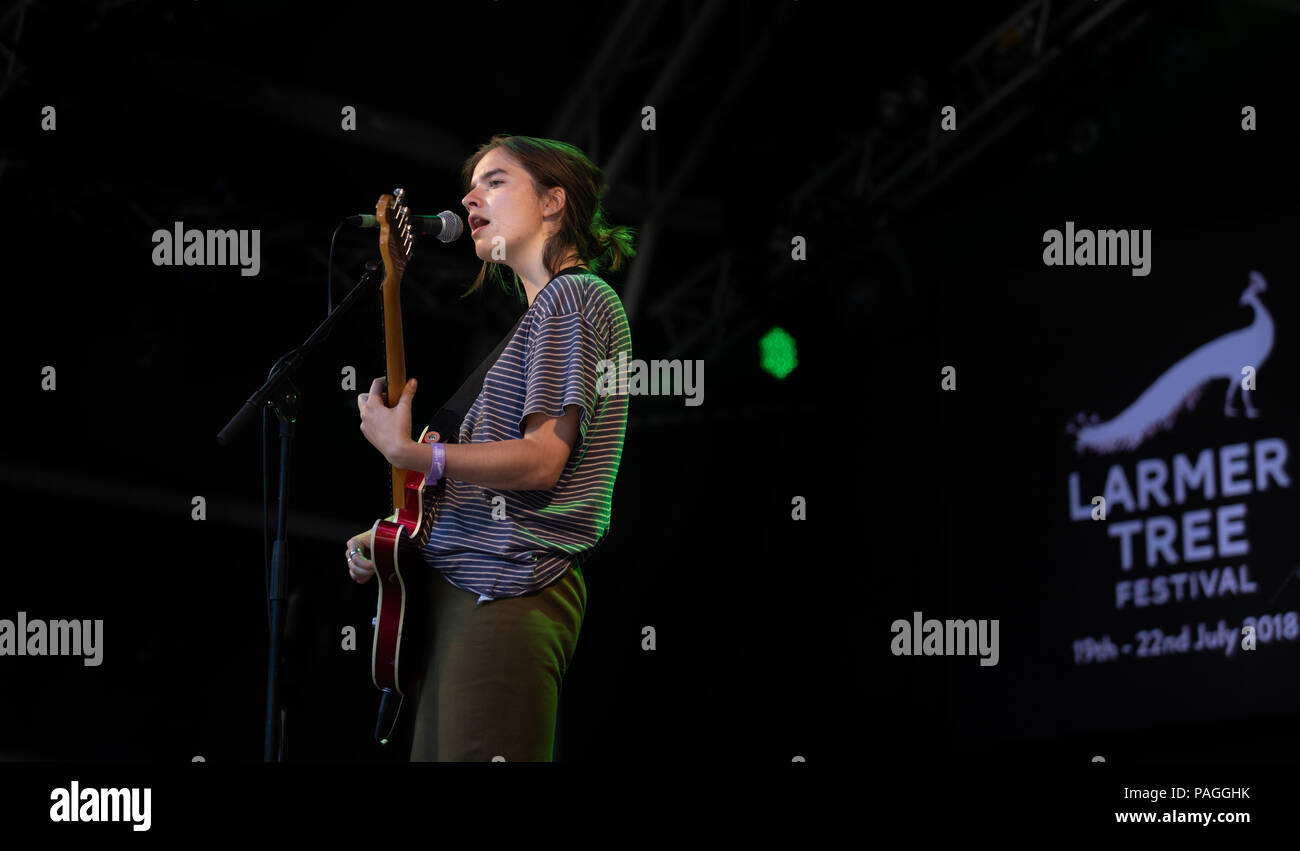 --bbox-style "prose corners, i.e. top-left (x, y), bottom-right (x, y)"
top-left (426, 441), bottom-right (445, 483)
